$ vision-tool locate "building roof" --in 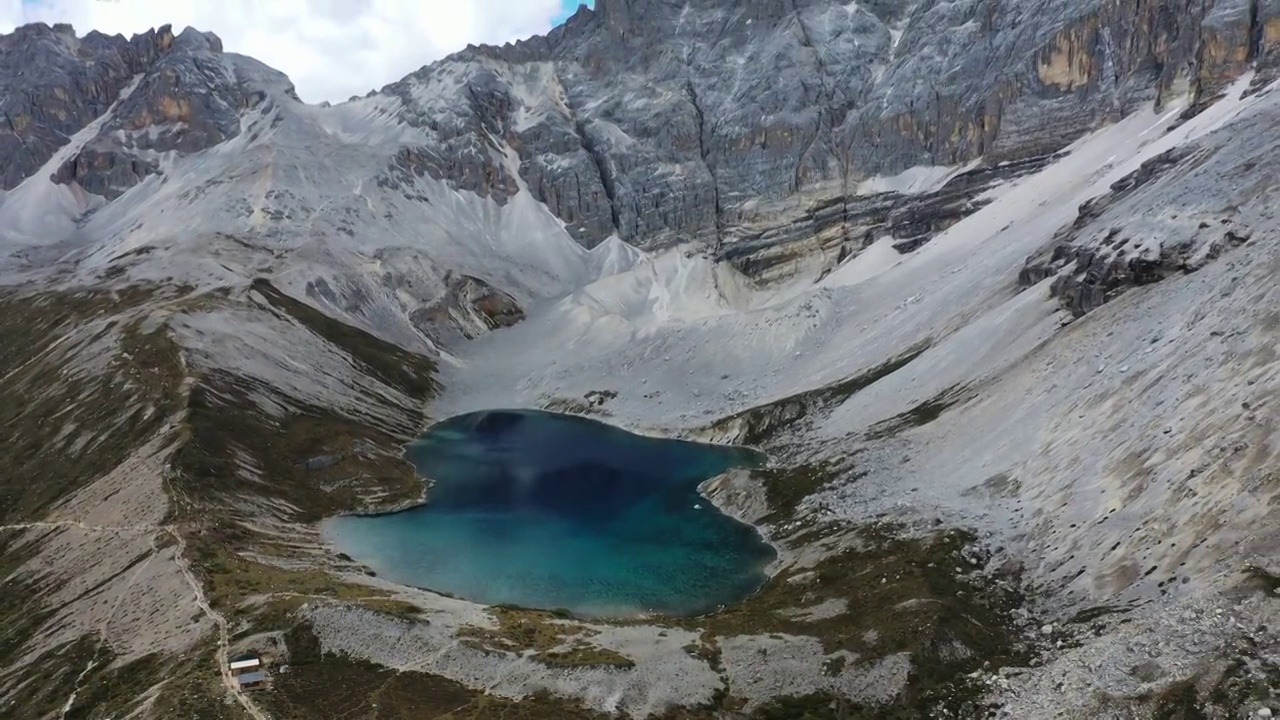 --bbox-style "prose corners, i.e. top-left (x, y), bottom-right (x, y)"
top-left (235, 671), bottom-right (267, 685)
top-left (229, 658), bottom-right (261, 670)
